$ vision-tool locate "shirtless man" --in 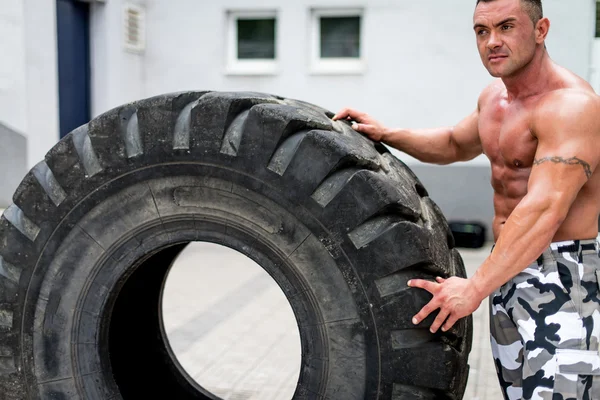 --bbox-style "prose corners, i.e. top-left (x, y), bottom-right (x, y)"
top-left (333, 0), bottom-right (600, 398)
